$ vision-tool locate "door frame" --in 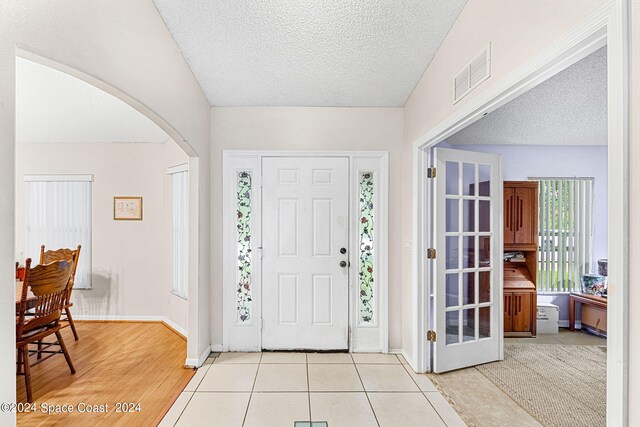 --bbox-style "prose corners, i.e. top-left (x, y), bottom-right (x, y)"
top-left (222, 150), bottom-right (389, 353)
top-left (410, 2), bottom-right (628, 425)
